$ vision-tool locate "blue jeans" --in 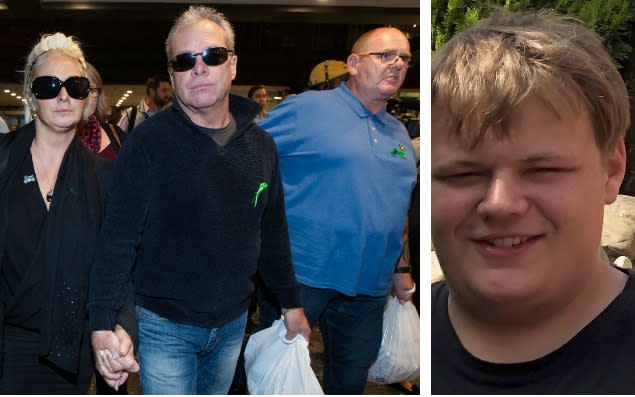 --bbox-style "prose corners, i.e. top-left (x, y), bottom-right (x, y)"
top-left (259, 284), bottom-right (386, 394)
top-left (137, 306), bottom-right (247, 394)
